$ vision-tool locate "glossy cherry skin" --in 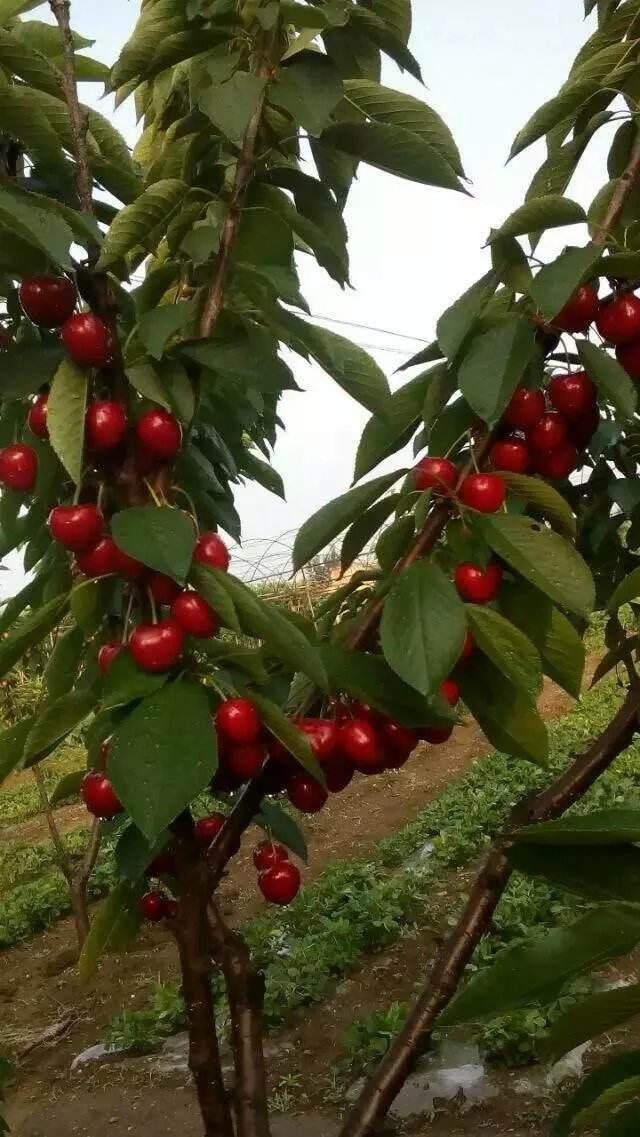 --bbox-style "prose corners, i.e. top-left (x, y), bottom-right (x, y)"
top-left (171, 591), bottom-right (219, 638)
top-left (195, 814), bottom-right (225, 846)
top-left (287, 774), bottom-right (328, 814)
top-left (28, 393), bottom-right (49, 439)
top-left (489, 438), bottom-right (530, 473)
top-left (351, 701), bottom-right (383, 726)
top-left (225, 743), bottom-right (265, 781)
top-left (48, 504), bottom-right (104, 551)
top-left (19, 275), bottom-right (76, 327)
top-left (549, 373), bottom-right (596, 420)
top-left (299, 718), bottom-right (339, 763)
top-left (81, 770), bottom-right (123, 819)
top-left (569, 407), bottom-right (600, 449)
top-left (534, 442), bottom-right (579, 480)
top-left (421, 724), bottom-right (454, 745)
top-left (440, 678), bottom-right (461, 706)
top-left (98, 641), bottom-right (124, 674)
top-left (459, 474), bottom-right (506, 513)
top-left (0, 444), bottom-right (37, 491)
top-left (596, 294), bottom-right (640, 345)
top-left (62, 313), bottom-right (111, 367)
top-left (147, 849), bottom-right (176, 877)
top-left (616, 339), bottom-right (640, 379)
top-left (324, 757), bottom-right (355, 793)
top-left (259, 862), bottom-right (301, 905)
top-left (194, 531), bottom-right (230, 572)
top-left (459, 630), bottom-right (475, 662)
top-left (113, 543), bottom-right (146, 580)
top-left (253, 841), bottom-right (289, 873)
top-left (75, 535), bottom-right (118, 578)
top-left (338, 719), bottom-right (384, 773)
top-left (504, 387), bottom-right (545, 430)
top-left (528, 412), bottom-right (568, 452)
top-left (129, 619), bottom-right (184, 672)
top-left (380, 720), bottom-right (419, 762)
top-left (414, 456), bottom-right (457, 495)
top-left (136, 409), bottom-right (182, 460)
top-left (455, 561), bottom-right (503, 604)
top-left (139, 891), bottom-right (168, 923)
top-left (147, 572), bottom-right (181, 606)
top-left (86, 400), bottom-right (127, 451)
top-left (216, 698), bottom-right (261, 744)
top-left (551, 284), bottom-right (599, 333)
